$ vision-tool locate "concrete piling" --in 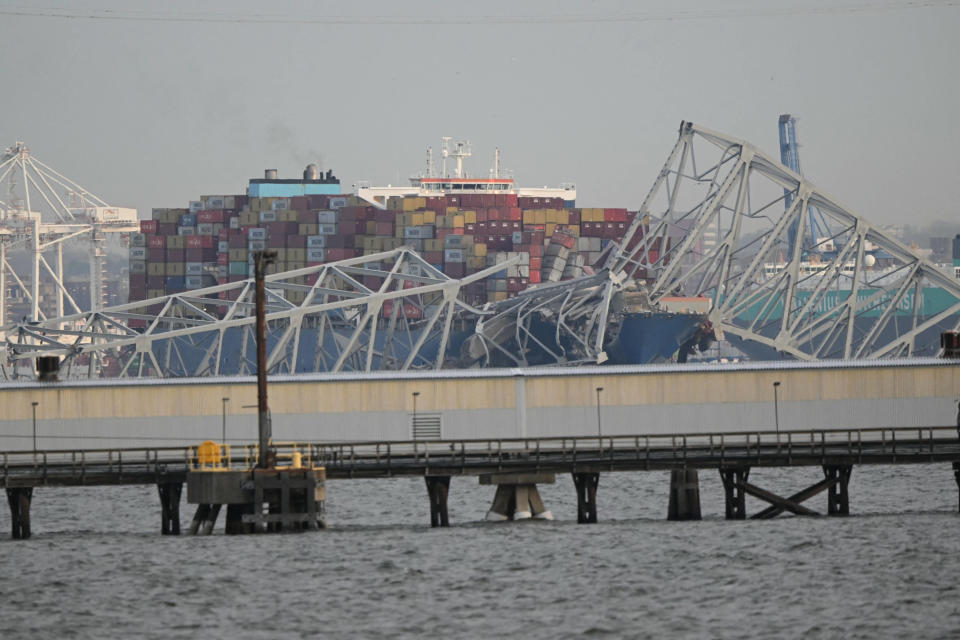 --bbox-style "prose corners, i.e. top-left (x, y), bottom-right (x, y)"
top-left (667, 469), bottom-right (702, 520)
